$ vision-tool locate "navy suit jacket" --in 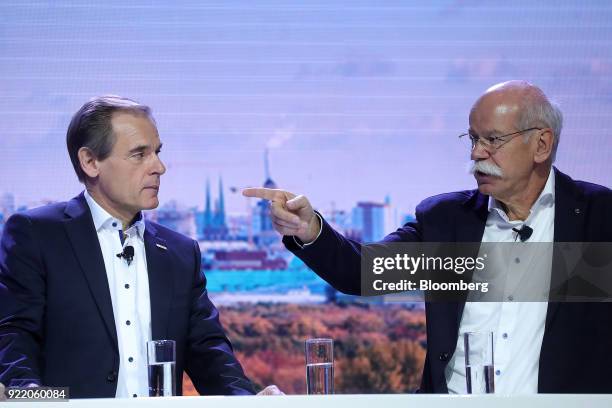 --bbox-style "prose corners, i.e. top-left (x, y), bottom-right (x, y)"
top-left (284, 168), bottom-right (612, 393)
top-left (0, 193), bottom-right (254, 398)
